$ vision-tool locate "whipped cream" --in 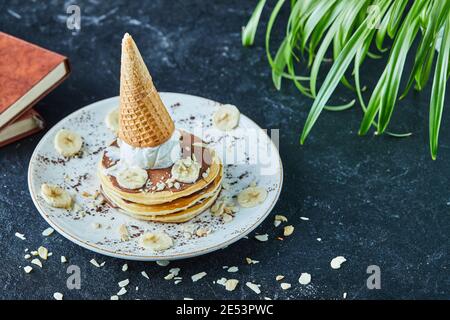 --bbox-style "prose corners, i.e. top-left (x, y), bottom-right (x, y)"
top-left (118, 130), bottom-right (182, 169)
